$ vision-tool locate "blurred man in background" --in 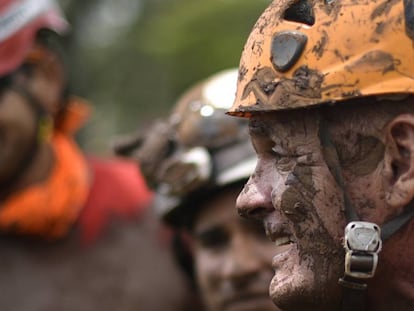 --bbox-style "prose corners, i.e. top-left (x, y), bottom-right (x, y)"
top-left (0, 1), bottom-right (194, 310)
top-left (115, 69), bottom-right (281, 311)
